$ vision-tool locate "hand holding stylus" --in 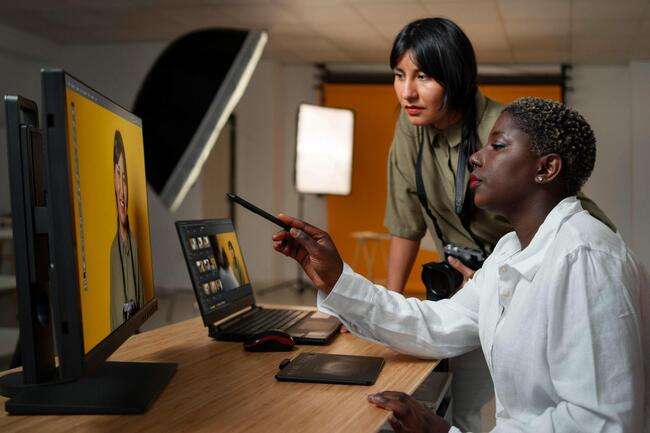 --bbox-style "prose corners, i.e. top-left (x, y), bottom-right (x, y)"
top-left (272, 214), bottom-right (343, 294)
